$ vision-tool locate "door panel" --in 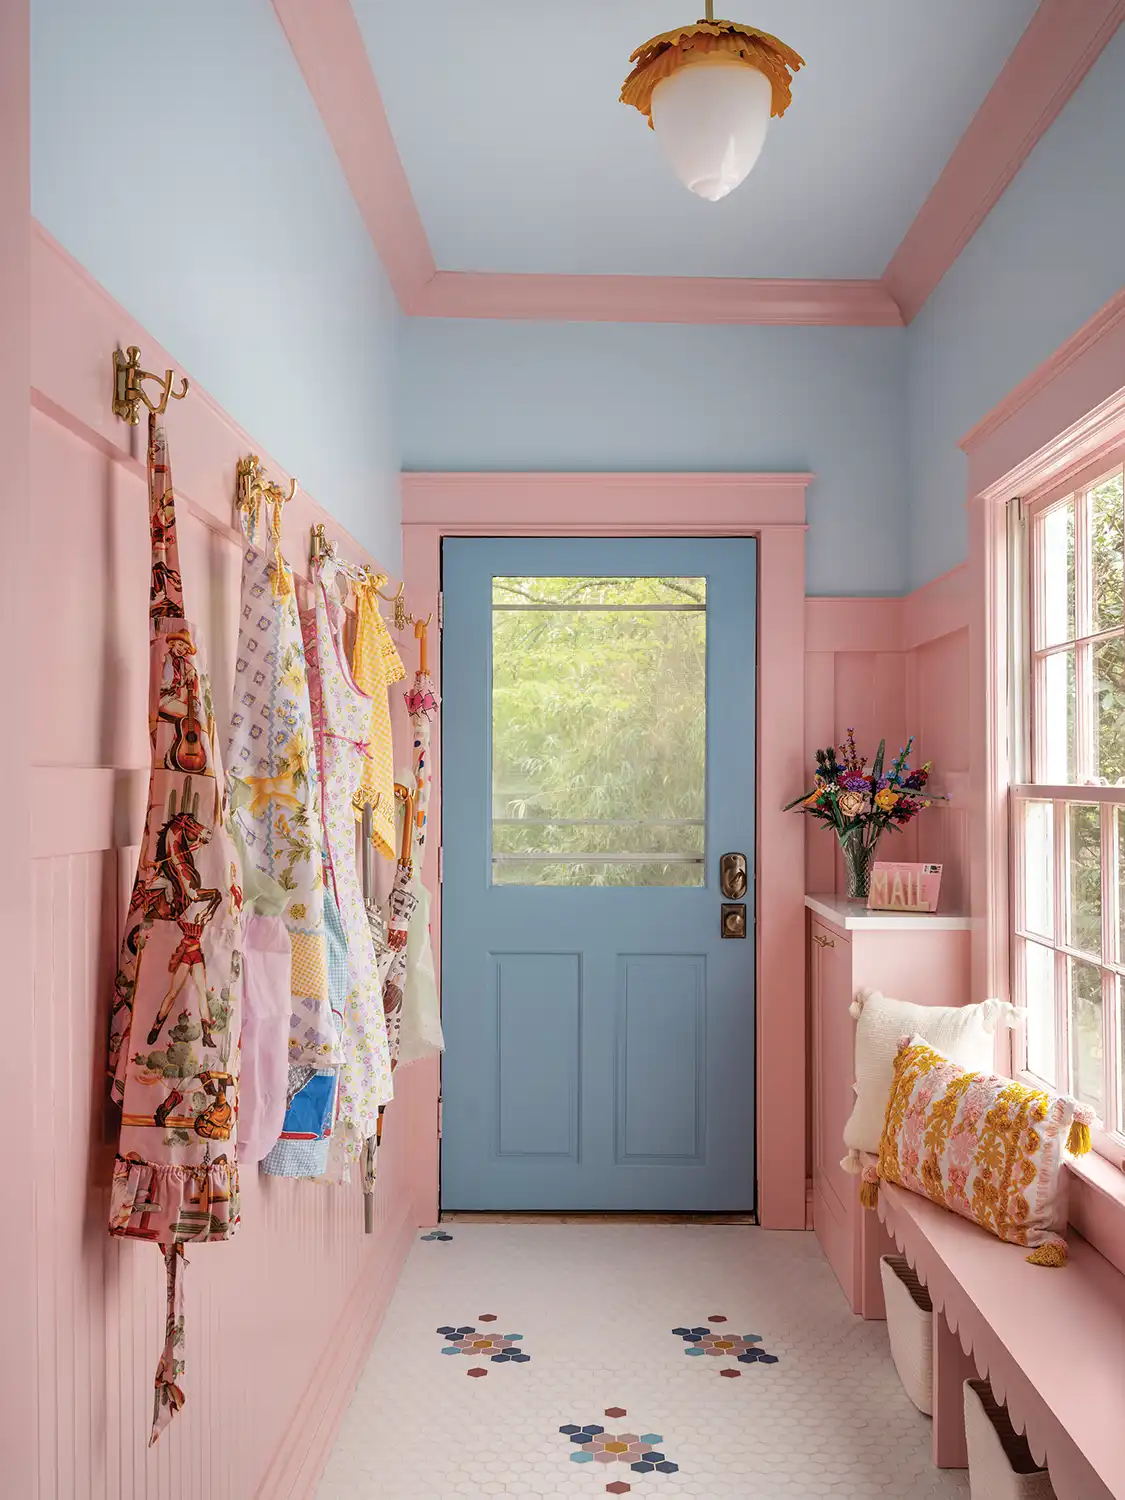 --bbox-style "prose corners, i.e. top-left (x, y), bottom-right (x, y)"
top-left (494, 952), bottom-right (580, 1159)
top-left (441, 536), bottom-right (756, 1210)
